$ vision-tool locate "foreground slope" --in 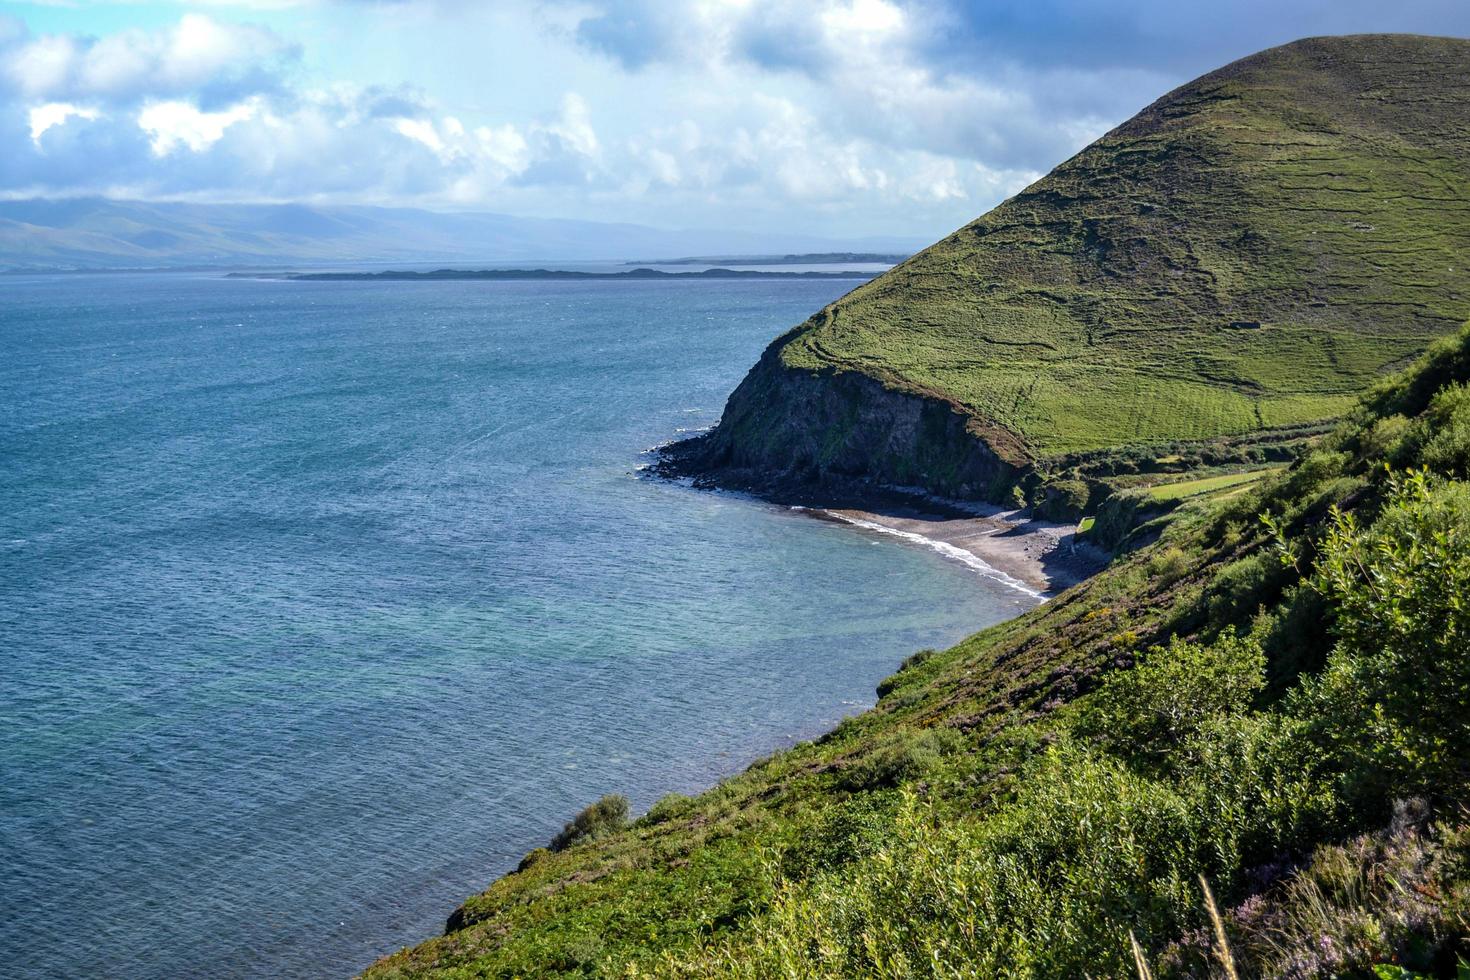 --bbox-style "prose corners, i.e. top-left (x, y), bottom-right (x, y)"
top-left (368, 323), bottom-right (1470, 976)
top-left (668, 34), bottom-right (1470, 500)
